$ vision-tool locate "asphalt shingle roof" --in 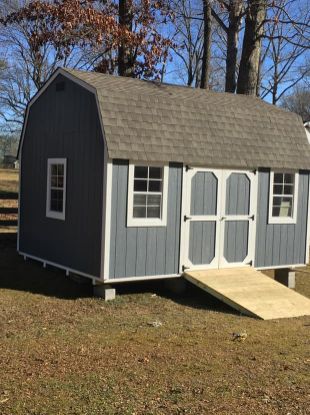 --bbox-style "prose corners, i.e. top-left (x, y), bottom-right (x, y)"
top-left (64, 68), bottom-right (310, 170)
